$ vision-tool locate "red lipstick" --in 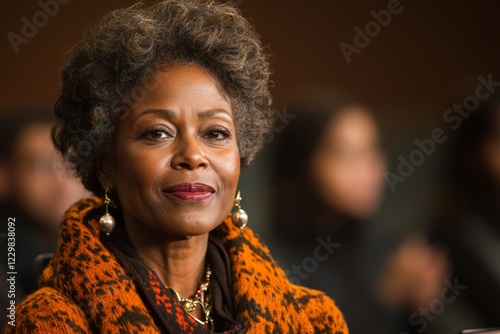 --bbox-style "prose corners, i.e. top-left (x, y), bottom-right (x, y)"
top-left (164, 183), bottom-right (215, 201)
